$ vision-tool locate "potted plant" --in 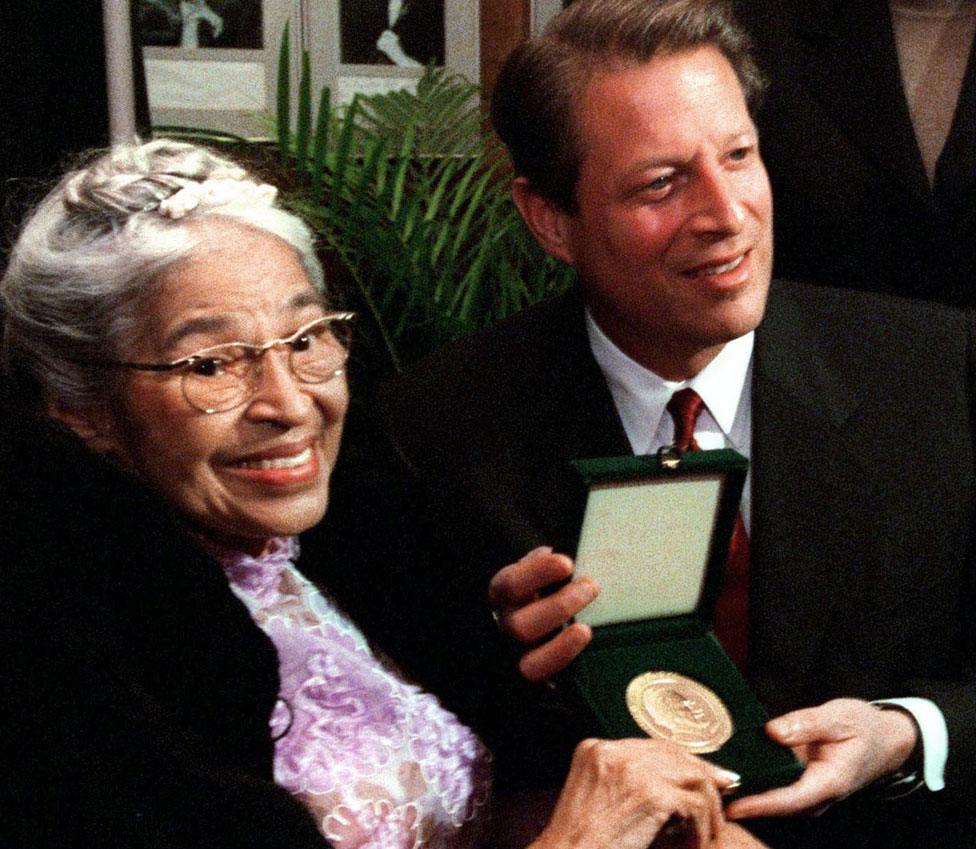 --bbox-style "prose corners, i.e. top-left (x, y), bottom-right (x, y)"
top-left (274, 30), bottom-right (574, 379)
